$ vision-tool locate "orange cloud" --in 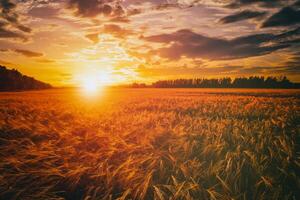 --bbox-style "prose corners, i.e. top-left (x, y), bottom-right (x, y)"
top-left (14, 49), bottom-right (44, 57)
